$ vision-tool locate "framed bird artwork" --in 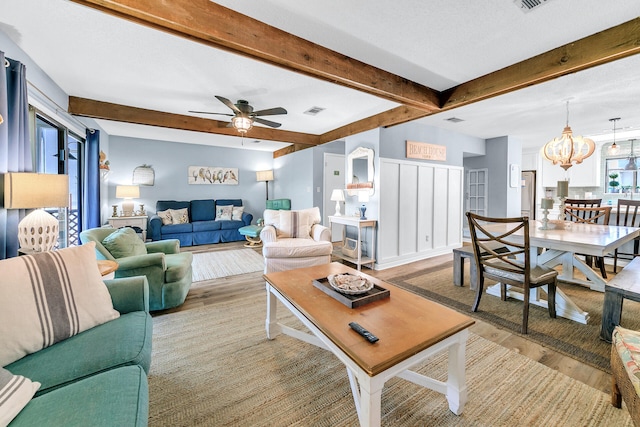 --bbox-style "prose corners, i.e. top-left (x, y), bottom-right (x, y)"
top-left (188, 166), bottom-right (238, 185)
